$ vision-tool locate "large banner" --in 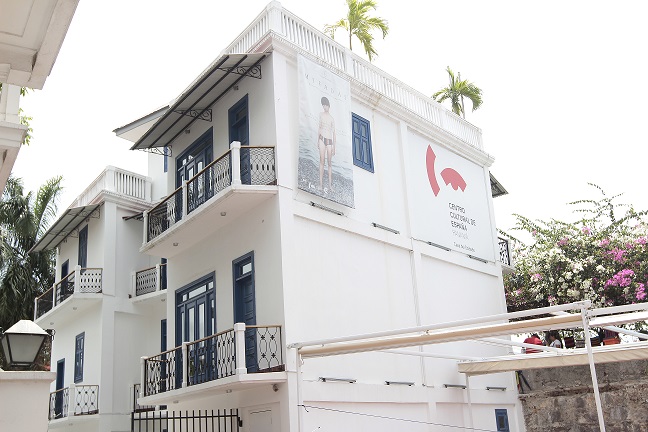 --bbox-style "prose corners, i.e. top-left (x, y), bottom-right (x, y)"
top-left (408, 131), bottom-right (495, 262)
top-left (298, 56), bottom-right (354, 207)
